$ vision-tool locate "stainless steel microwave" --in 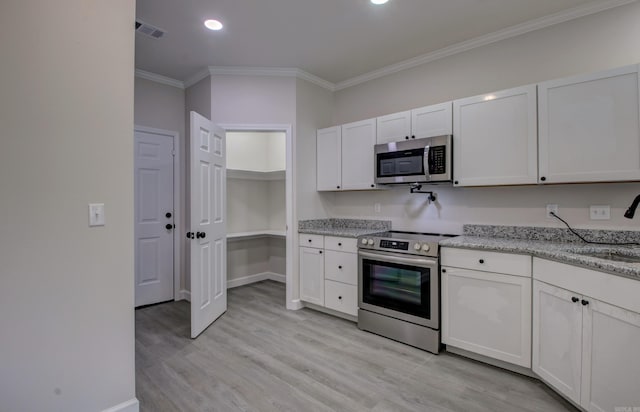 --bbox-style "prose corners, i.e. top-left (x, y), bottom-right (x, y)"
top-left (374, 135), bottom-right (452, 184)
